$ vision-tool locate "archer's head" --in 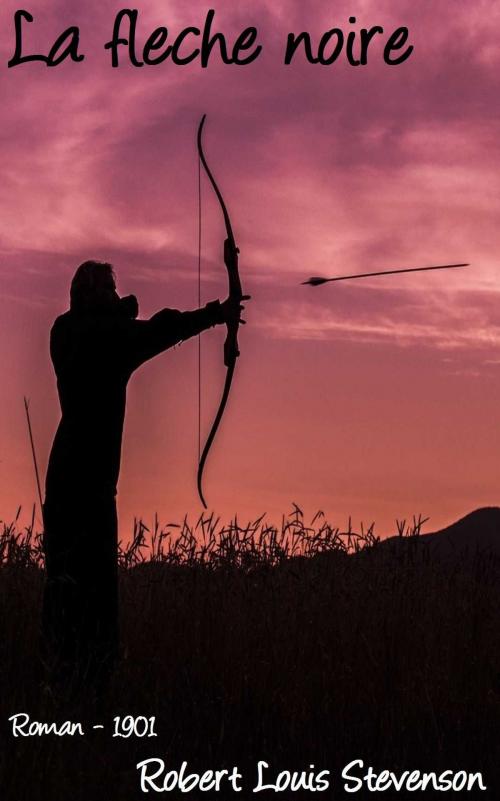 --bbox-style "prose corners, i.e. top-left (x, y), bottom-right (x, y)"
top-left (70, 260), bottom-right (118, 313)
